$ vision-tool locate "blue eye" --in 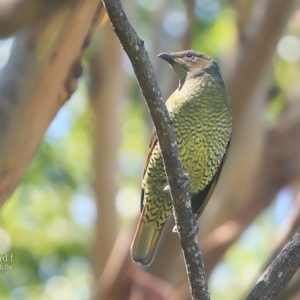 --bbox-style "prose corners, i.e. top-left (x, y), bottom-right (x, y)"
top-left (186, 53), bottom-right (195, 59)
